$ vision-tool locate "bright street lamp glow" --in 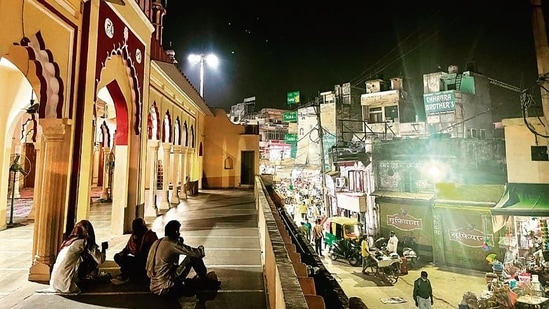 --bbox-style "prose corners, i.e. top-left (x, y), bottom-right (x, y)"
top-left (205, 54), bottom-right (218, 67)
top-left (187, 53), bottom-right (218, 97)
